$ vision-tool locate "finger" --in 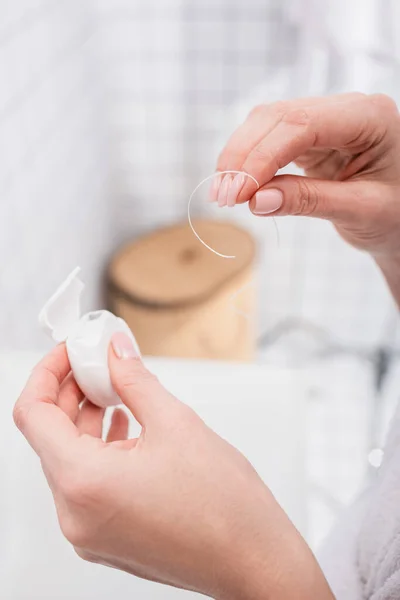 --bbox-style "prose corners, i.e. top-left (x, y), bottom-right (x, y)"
top-left (77, 399), bottom-right (105, 438)
top-left (217, 104), bottom-right (277, 173)
top-left (106, 408), bottom-right (129, 443)
top-left (58, 373), bottom-right (84, 422)
top-left (13, 344), bottom-right (78, 463)
top-left (217, 93), bottom-right (366, 174)
top-left (249, 174), bottom-right (388, 226)
top-left (110, 438), bottom-right (138, 449)
top-left (294, 148), bottom-right (345, 178)
top-left (109, 332), bottom-right (177, 427)
top-left (238, 94), bottom-right (397, 204)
